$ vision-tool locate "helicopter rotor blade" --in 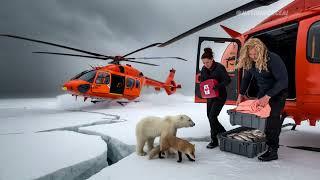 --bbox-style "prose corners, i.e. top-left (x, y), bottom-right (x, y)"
top-left (126, 56), bottom-right (188, 61)
top-left (122, 43), bottom-right (162, 57)
top-left (0, 34), bottom-right (111, 57)
top-left (159, 0), bottom-right (279, 47)
top-left (122, 59), bottom-right (159, 66)
top-left (34, 51), bottom-right (159, 66)
top-left (33, 51), bottom-right (114, 60)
